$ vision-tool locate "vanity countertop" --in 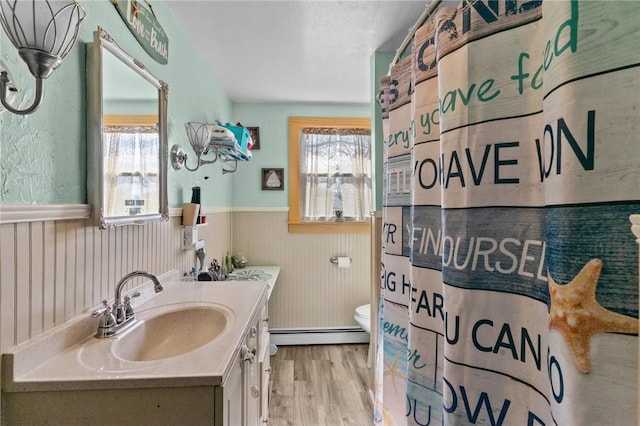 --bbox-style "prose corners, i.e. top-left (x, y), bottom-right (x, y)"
top-left (227, 265), bottom-right (280, 299)
top-left (1, 268), bottom-right (279, 393)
